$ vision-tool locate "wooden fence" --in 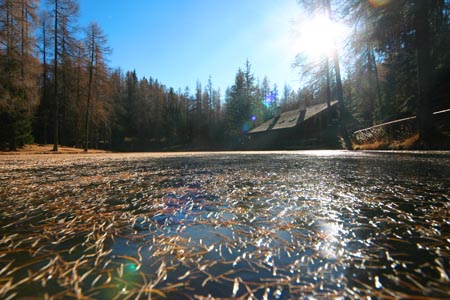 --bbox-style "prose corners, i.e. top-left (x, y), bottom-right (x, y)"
top-left (353, 108), bottom-right (450, 144)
